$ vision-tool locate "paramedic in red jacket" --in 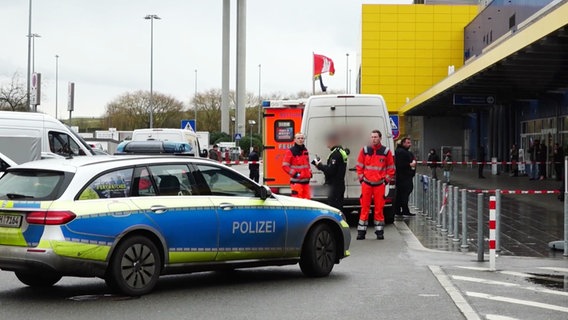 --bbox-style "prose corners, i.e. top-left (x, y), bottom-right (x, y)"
top-left (282, 132), bottom-right (312, 199)
top-left (356, 129), bottom-right (396, 240)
